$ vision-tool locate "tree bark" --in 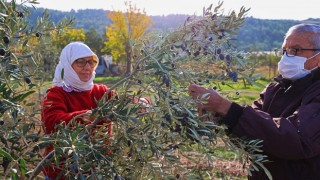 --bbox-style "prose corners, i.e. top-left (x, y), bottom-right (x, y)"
top-left (125, 42), bottom-right (132, 75)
